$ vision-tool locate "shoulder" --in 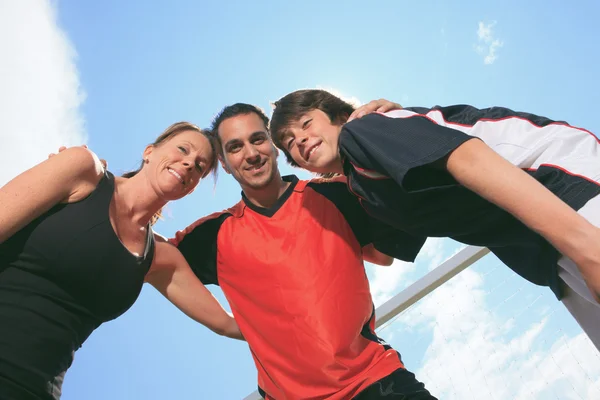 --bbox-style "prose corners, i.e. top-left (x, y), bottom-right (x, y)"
top-left (154, 232), bottom-right (168, 243)
top-left (306, 176), bottom-right (365, 217)
top-left (49, 147), bottom-right (105, 202)
top-left (307, 174), bottom-right (347, 185)
top-left (153, 238), bottom-right (178, 259)
top-left (306, 175), bottom-right (352, 200)
top-left (65, 148), bottom-right (105, 202)
top-left (59, 147), bottom-right (105, 178)
top-left (169, 210), bottom-right (232, 247)
top-left (167, 210), bottom-right (232, 286)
